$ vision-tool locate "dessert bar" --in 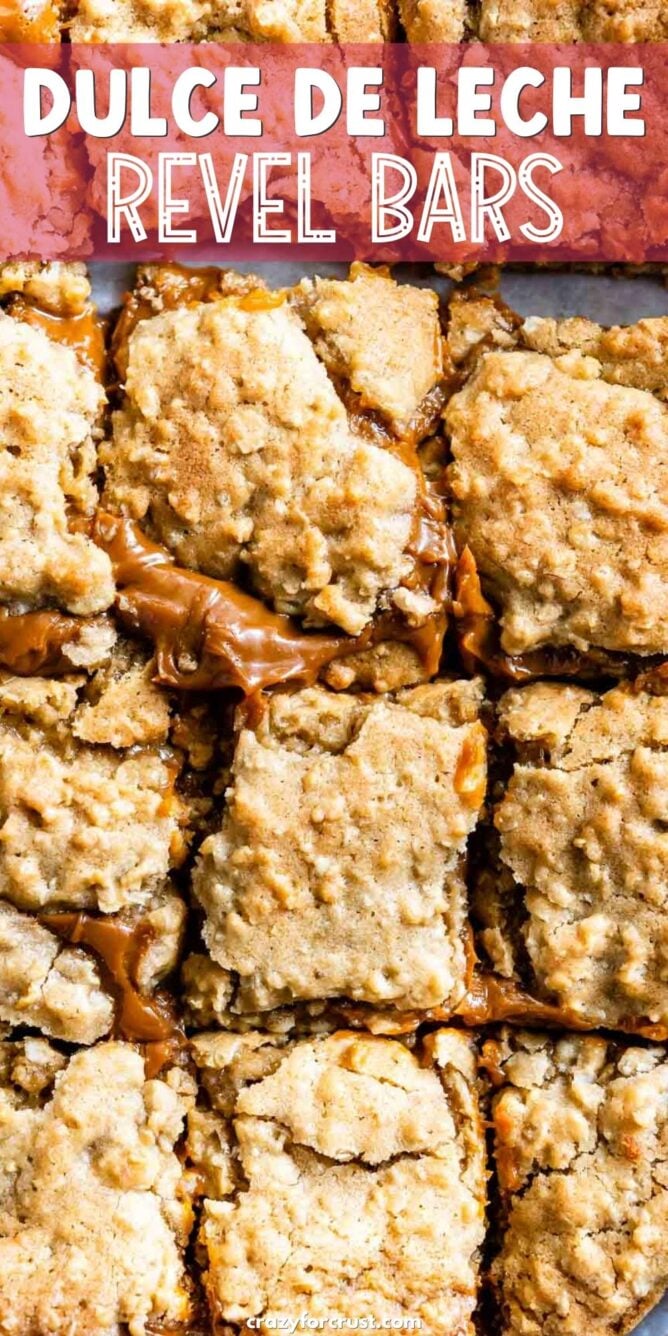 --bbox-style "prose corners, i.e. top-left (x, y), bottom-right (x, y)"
top-left (0, 264), bottom-right (113, 618)
top-left (102, 263), bottom-right (450, 693)
top-left (188, 1028), bottom-right (487, 1335)
top-left (446, 293), bottom-right (668, 677)
top-left (0, 1037), bottom-right (195, 1333)
top-left (485, 1028), bottom-right (668, 1335)
top-left (0, 627), bottom-right (192, 1047)
top-left (185, 678), bottom-right (486, 1027)
top-left (475, 682), bottom-right (668, 1036)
